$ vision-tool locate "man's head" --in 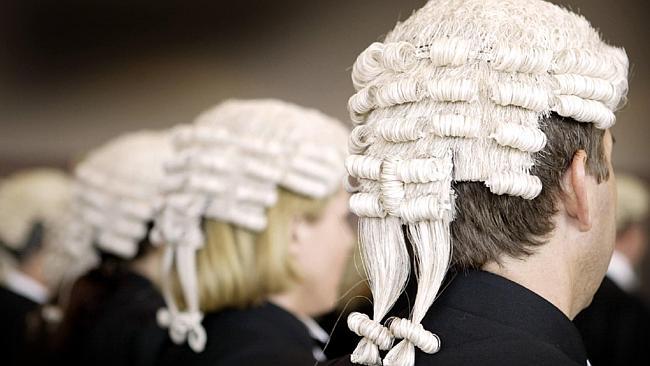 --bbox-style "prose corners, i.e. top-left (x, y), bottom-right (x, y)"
top-left (344, 0), bottom-right (628, 365)
top-left (453, 115), bottom-right (614, 269)
top-left (454, 116), bottom-right (618, 314)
